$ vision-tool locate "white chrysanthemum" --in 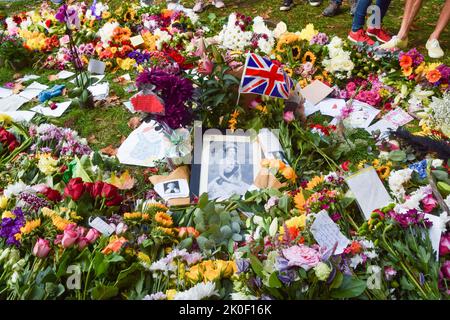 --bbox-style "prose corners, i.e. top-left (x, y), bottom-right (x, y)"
top-left (4, 181), bottom-right (33, 198)
top-left (174, 282), bottom-right (219, 300)
top-left (97, 22), bottom-right (119, 47)
top-left (230, 292), bottom-right (258, 300)
top-left (388, 168), bottom-right (413, 200)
